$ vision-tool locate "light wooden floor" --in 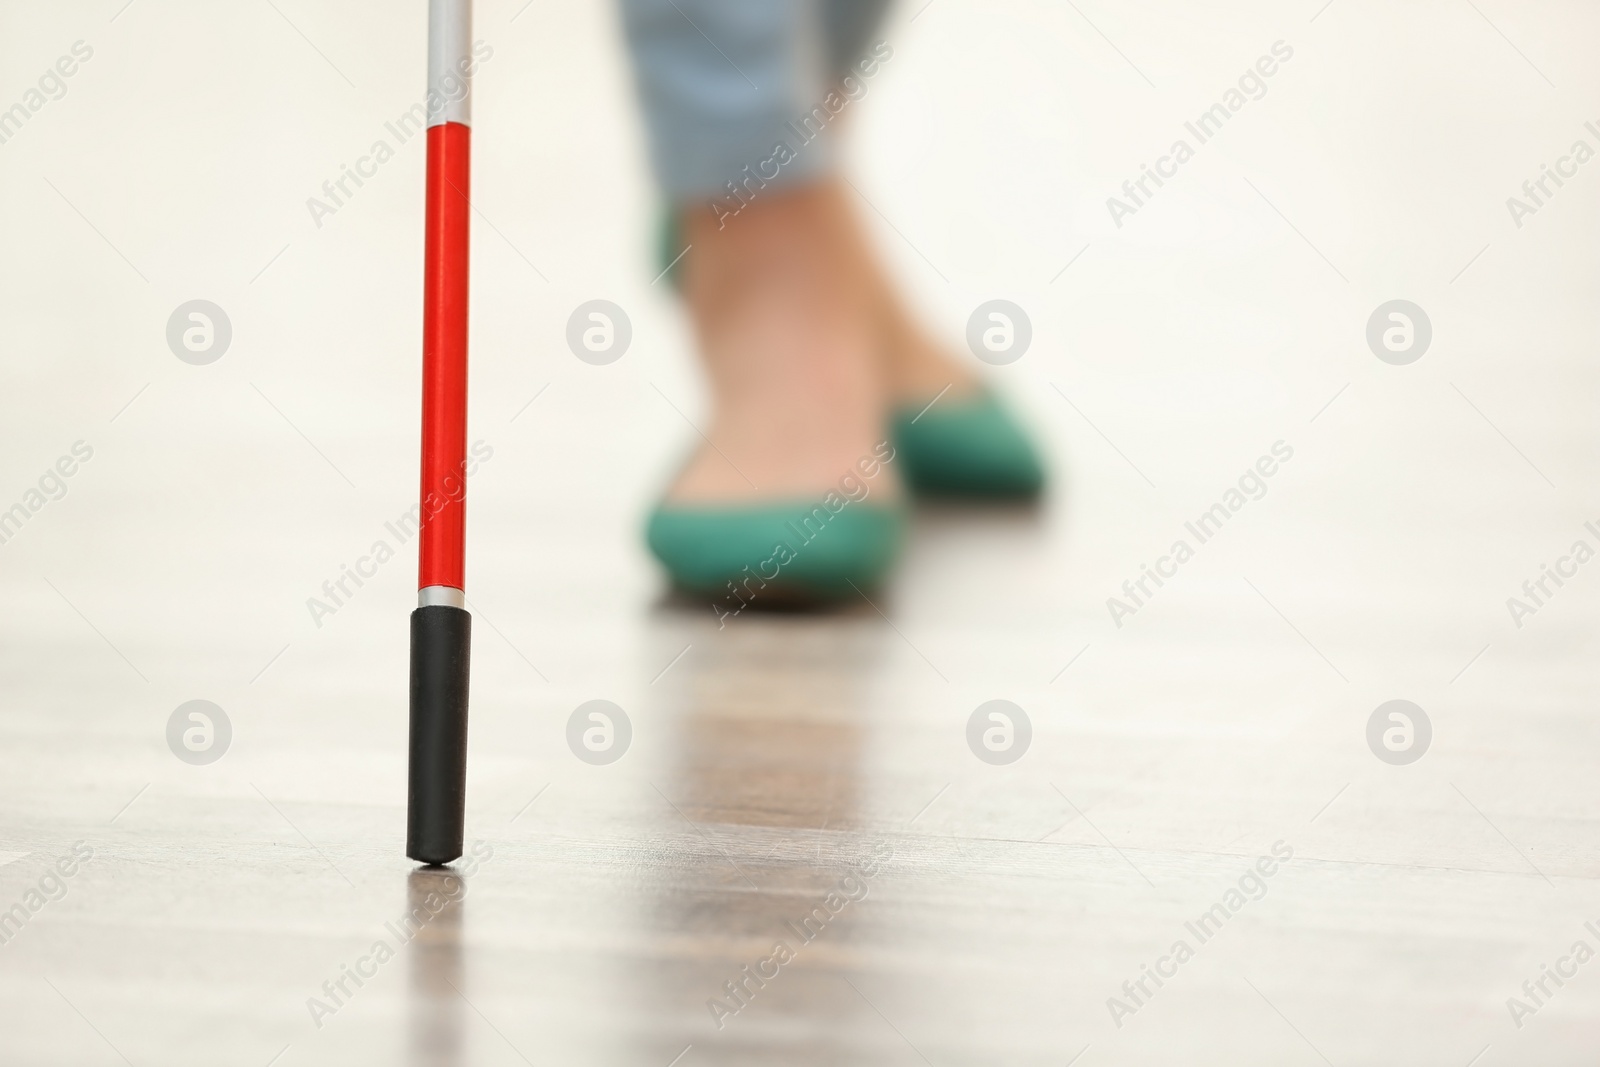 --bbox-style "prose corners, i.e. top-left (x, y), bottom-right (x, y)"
top-left (3, 0), bottom-right (1598, 1064)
